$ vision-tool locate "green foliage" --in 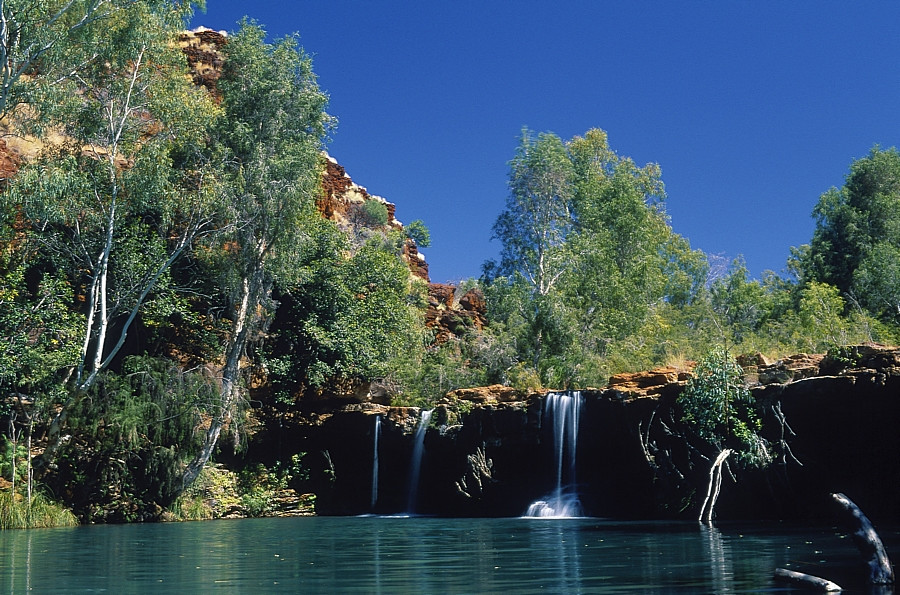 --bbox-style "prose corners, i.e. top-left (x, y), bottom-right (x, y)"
top-left (0, 438), bottom-right (27, 484)
top-left (170, 456), bottom-right (311, 520)
top-left (0, 0), bottom-right (200, 122)
top-left (854, 241), bottom-right (900, 323)
top-left (0, 263), bottom-right (81, 407)
top-left (3, 0), bottom-right (220, 404)
top-left (51, 356), bottom-right (217, 520)
top-left (801, 146), bottom-right (900, 323)
top-left (678, 347), bottom-right (770, 467)
top-left (386, 317), bottom-right (522, 406)
top-left (178, 18), bottom-right (332, 490)
top-left (484, 127), bottom-right (705, 387)
top-left (388, 335), bottom-right (492, 406)
top-left (209, 19), bottom-right (330, 288)
top-left (170, 463), bottom-right (240, 521)
top-left (262, 223), bottom-right (422, 401)
top-left (358, 199), bottom-right (390, 227)
top-left (406, 219), bottom-right (431, 247)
